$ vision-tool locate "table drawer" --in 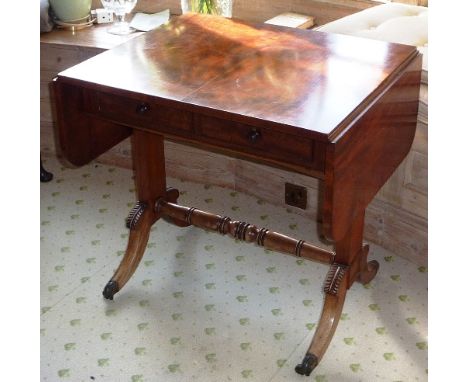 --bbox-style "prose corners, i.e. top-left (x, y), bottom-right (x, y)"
top-left (195, 114), bottom-right (315, 168)
top-left (94, 91), bottom-right (192, 135)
